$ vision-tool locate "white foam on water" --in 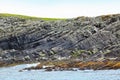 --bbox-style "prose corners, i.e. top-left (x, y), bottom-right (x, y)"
top-left (1, 63), bottom-right (120, 80)
top-left (26, 63), bottom-right (40, 67)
